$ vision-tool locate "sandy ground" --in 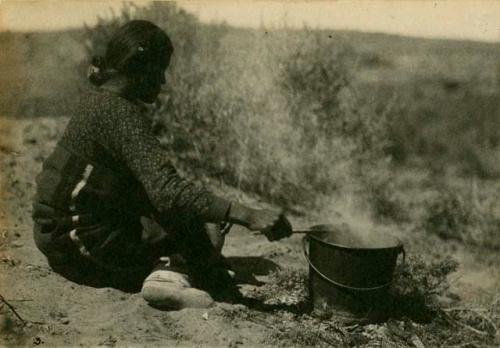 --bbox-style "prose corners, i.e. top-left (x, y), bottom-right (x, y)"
top-left (1, 117), bottom-right (499, 347)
